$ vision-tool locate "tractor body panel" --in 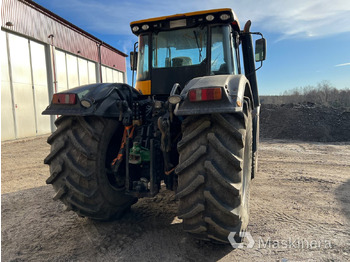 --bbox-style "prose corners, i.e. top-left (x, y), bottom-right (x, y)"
top-left (175, 74), bottom-right (252, 115)
top-left (42, 83), bottom-right (138, 118)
